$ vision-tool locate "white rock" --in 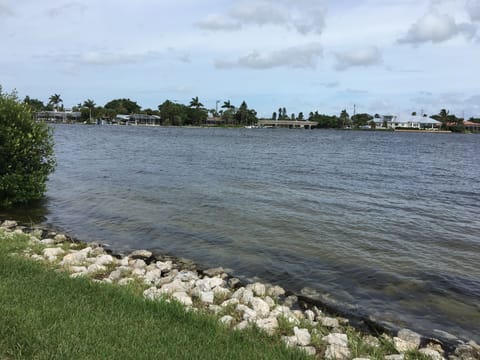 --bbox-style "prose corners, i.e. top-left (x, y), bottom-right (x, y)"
top-left (155, 260), bottom-right (172, 272)
top-left (130, 259), bottom-right (146, 269)
top-left (195, 278), bottom-right (212, 292)
top-left (255, 317), bottom-right (278, 335)
top-left (40, 238), bottom-right (55, 245)
top-left (60, 251), bottom-right (87, 265)
top-left (294, 327), bottom-right (311, 346)
top-left (248, 282), bottom-right (266, 297)
top-left (175, 270), bottom-right (198, 282)
top-left (109, 269), bottom-right (123, 281)
top-left (130, 249), bottom-right (152, 259)
top-left (118, 278), bottom-right (134, 286)
top-left (325, 344), bottom-right (351, 360)
top-left (236, 304), bottom-right (257, 321)
top-left (87, 263), bottom-right (107, 274)
top-left (144, 269), bottom-right (162, 284)
top-left (282, 336), bottom-right (298, 348)
top-left (208, 305), bottom-right (222, 314)
top-left (394, 337), bottom-right (418, 353)
top-left (397, 329), bottom-right (421, 349)
top-left (119, 256), bottom-right (129, 266)
top-left (305, 310), bottom-right (316, 322)
top-left (250, 297), bottom-right (270, 318)
top-left (70, 266), bottom-right (87, 273)
top-left (160, 279), bottom-right (188, 295)
top-left (144, 287), bottom-right (163, 300)
top-left (219, 315), bottom-right (234, 326)
top-left (213, 286), bottom-right (231, 299)
top-left (234, 321), bottom-right (250, 331)
top-left (43, 247), bottom-right (65, 258)
top-left (241, 289), bottom-right (254, 304)
top-left (209, 277), bottom-right (224, 289)
top-left (353, 358), bottom-right (371, 360)
top-left (270, 305), bottom-right (292, 318)
top-left (321, 316), bottom-right (340, 328)
top-left (267, 285), bottom-right (285, 297)
top-left (200, 291), bottom-right (215, 304)
top-left (264, 296), bottom-right (275, 308)
top-left (203, 267), bottom-right (224, 277)
top-left (95, 254), bottom-right (115, 266)
top-left (90, 247), bottom-right (105, 257)
top-left (172, 291), bottom-right (193, 306)
top-left (30, 254), bottom-right (43, 261)
top-left (419, 348), bottom-right (443, 360)
top-left (221, 298), bottom-right (239, 308)
top-left (302, 346), bottom-right (317, 356)
top-left (232, 287), bottom-right (245, 300)
top-left (323, 333), bottom-right (348, 347)
top-left (54, 234), bottom-right (67, 243)
top-left (384, 355), bottom-right (404, 360)
top-left (70, 272), bottom-right (87, 278)
top-left (1, 220), bottom-right (17, 228)
top-left (132, 268), bottom-right (146, 277)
